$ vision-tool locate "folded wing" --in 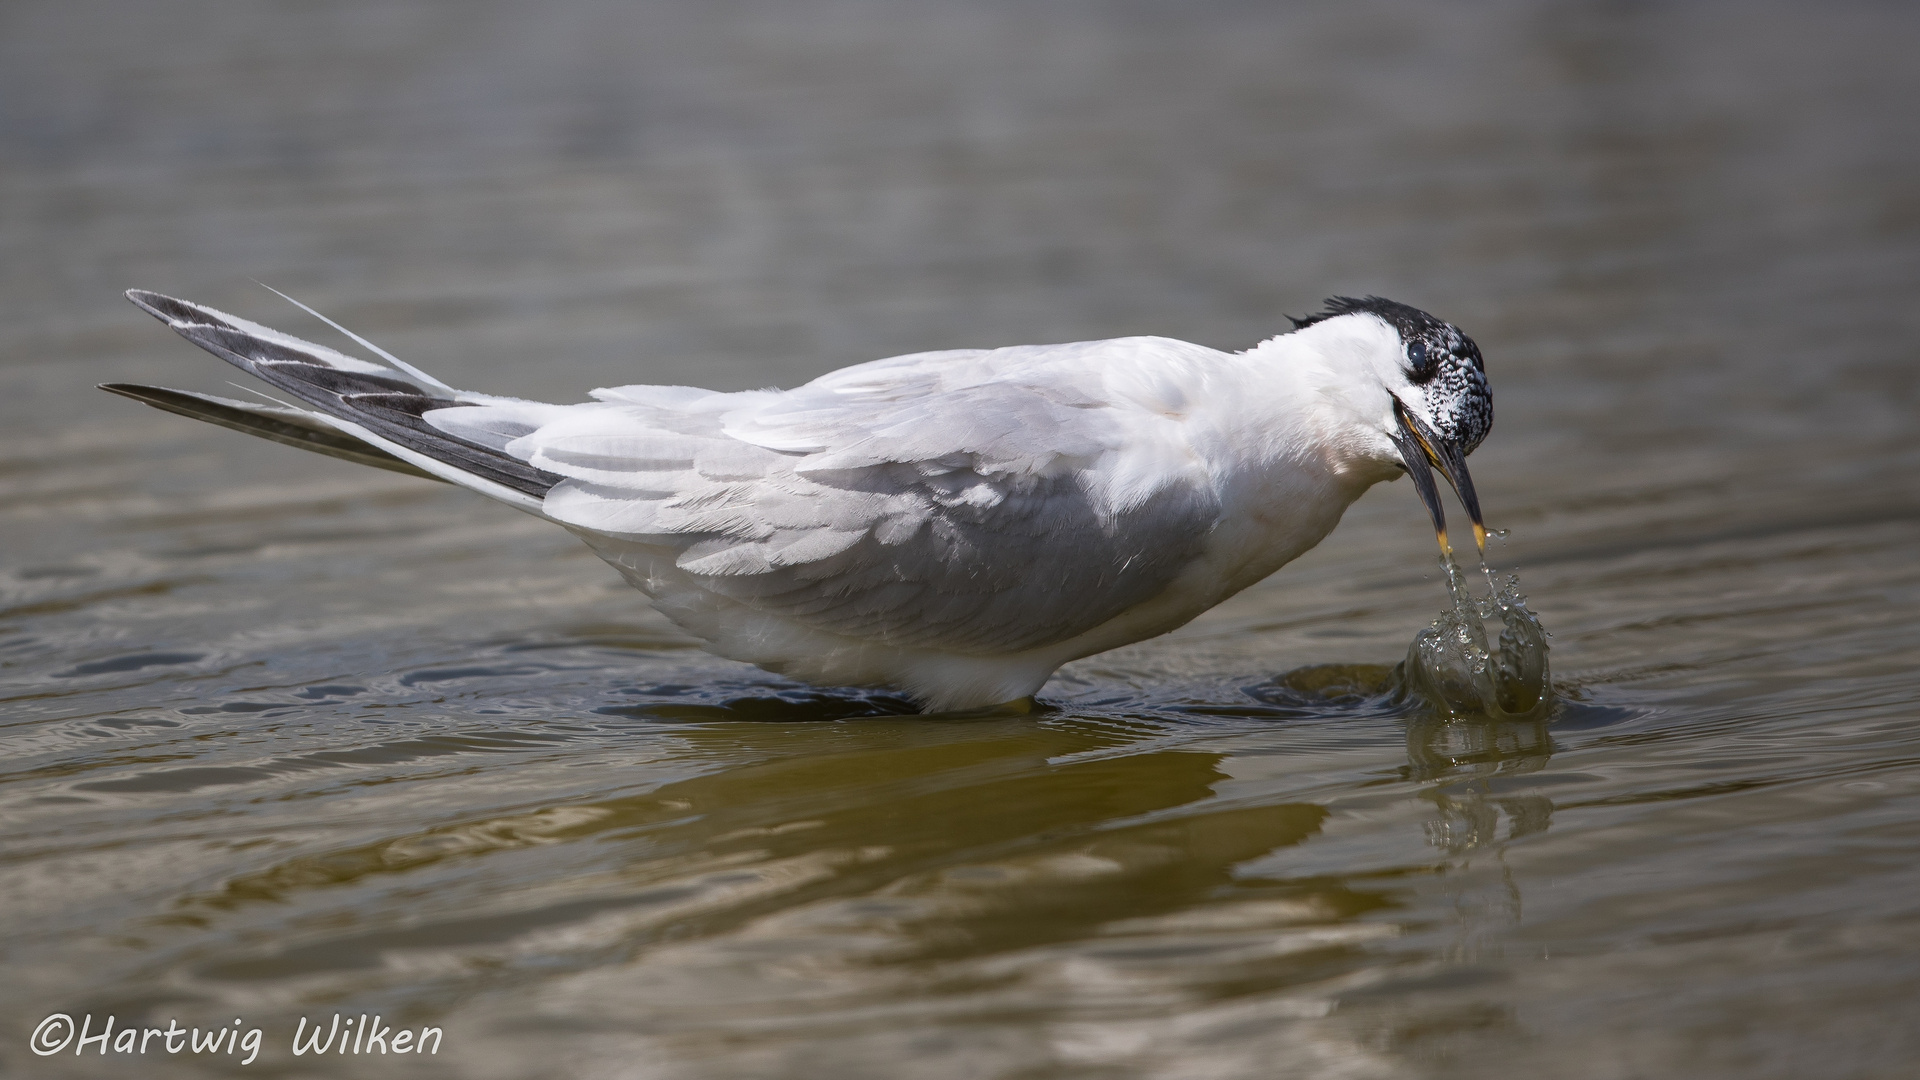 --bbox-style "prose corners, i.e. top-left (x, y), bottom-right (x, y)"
top-left (448, 342), bottom-right (1222, 654)
top-left (113, 292), bottom-right (1222, 658)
